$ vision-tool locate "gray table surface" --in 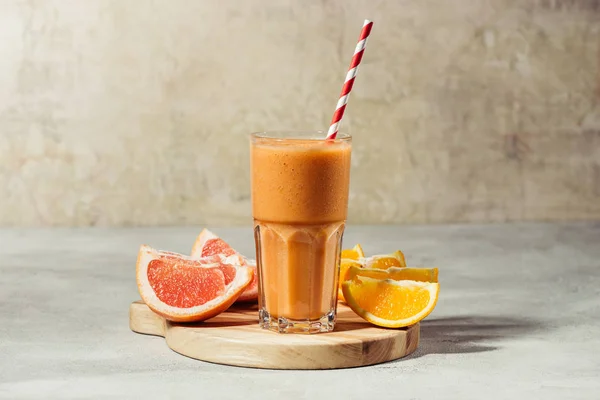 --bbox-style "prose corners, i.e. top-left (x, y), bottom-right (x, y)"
top-left (1, 223), bottom-right (599, 399)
